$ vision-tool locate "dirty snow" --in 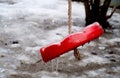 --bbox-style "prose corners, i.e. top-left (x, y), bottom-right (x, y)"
top-left (0, 0), bottom-right (120, 78)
